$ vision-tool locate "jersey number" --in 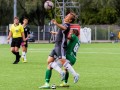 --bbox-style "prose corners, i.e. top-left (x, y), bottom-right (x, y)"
top-left (74, 43), bottom-right (79, 52)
